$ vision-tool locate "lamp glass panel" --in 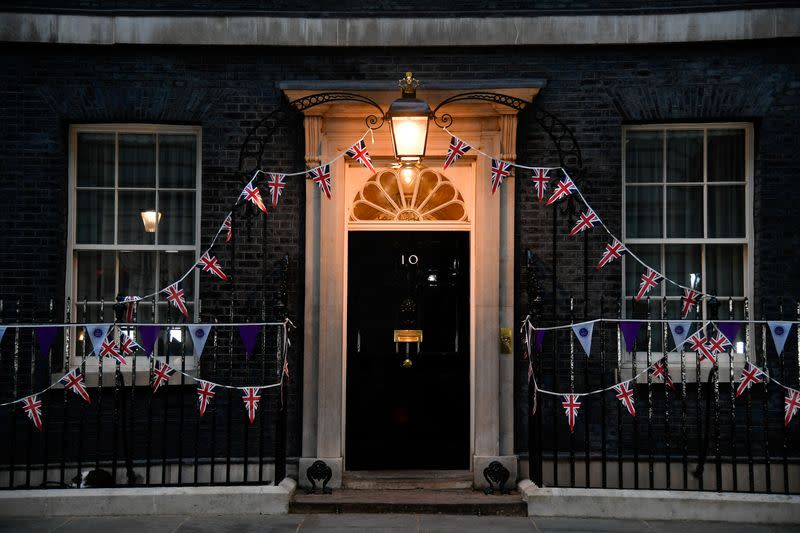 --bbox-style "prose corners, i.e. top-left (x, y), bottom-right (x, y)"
top-left (392, 116), bottom-right (429, 158)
